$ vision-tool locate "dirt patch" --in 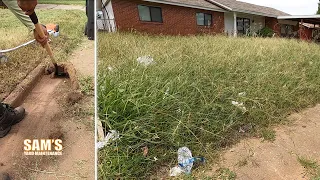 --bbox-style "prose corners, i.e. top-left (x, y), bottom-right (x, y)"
top-left (207, 105), bottom-right (320, 180)
top-left (31, 76), bottom-right (94, 179)
top-left (36, 4), bottom-right (85, 11)
top-left (66, 91), bottom-right (83, 104)
top-left (69, 39), bottom-right (94, 77)
top-left (0, 76), bottom-right (63, 179)
top-left (0, 74), bottom-right (94, 179)
top-left (64, 63), bottom-right (81, 90)
top-left (49, 129), bottom-right (64, 141)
